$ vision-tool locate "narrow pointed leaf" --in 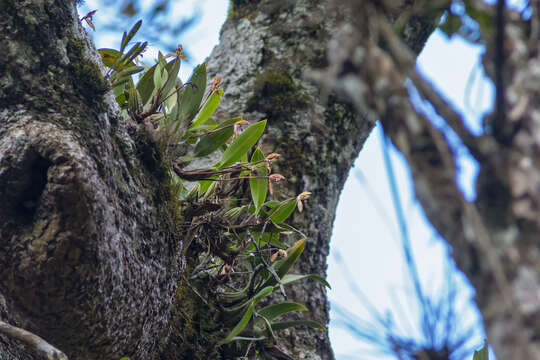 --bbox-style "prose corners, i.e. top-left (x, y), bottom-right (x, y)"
top-left (98, 48), bottom-right (122, 68)
top-left (177, 63), bottom-right (207, 124)
top-left (267, 320), bottom-right (326, 332)
top-left (193, 117), bottom-right (241, 157)
top-left (159, 57), bottom-right (181, 103)
top-left (216, 120), bottom-right (267, 169)
top-left (122, 20), bottom-right (142, 52)
top-left (112, 41), bottom-right (143, 71)
top-left (194, 126), bottom-right (234, 157)
top-left (230, 336), bottom-right (266, 342)
top-left (256, 302), bottom-right (307, 325)
top-left (189, 88), bottom-right (223, 129)
top-left (251, 286), bottom-right (275, 304)
top-left (153, 63), bottom-right (167, 91)
top-left (258, 238), bottom-right (305, 290)
top-left (137, 63), bottom-right (158, 105)
top-left (120, 32), bottom-right (127, 52)
top-left (268, 198), bottom-right (297, 224)
top-left (110, 65), bottom-right (144, 84)
top-left (250, 148), bottom-right (268, 214)
top-left (190, 116), bottom-right (240, 132)
top-left (220, 303), bottom-right (255, 345)
top-left (127, 41), bottom-right (147, 63)
top-left (281, 274), bottom-right (331, 289)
